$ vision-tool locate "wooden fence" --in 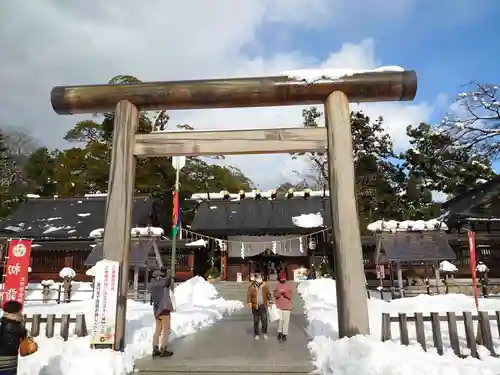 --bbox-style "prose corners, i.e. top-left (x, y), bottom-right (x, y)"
top-left (23, 314), bottom-right (88, 341)
top-left (382, 311), bottom-right (500, 358)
